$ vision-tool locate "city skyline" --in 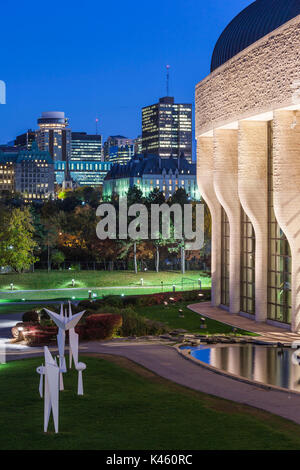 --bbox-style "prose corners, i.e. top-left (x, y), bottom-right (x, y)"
top-left (0, 0), bottom-right (252, 147)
